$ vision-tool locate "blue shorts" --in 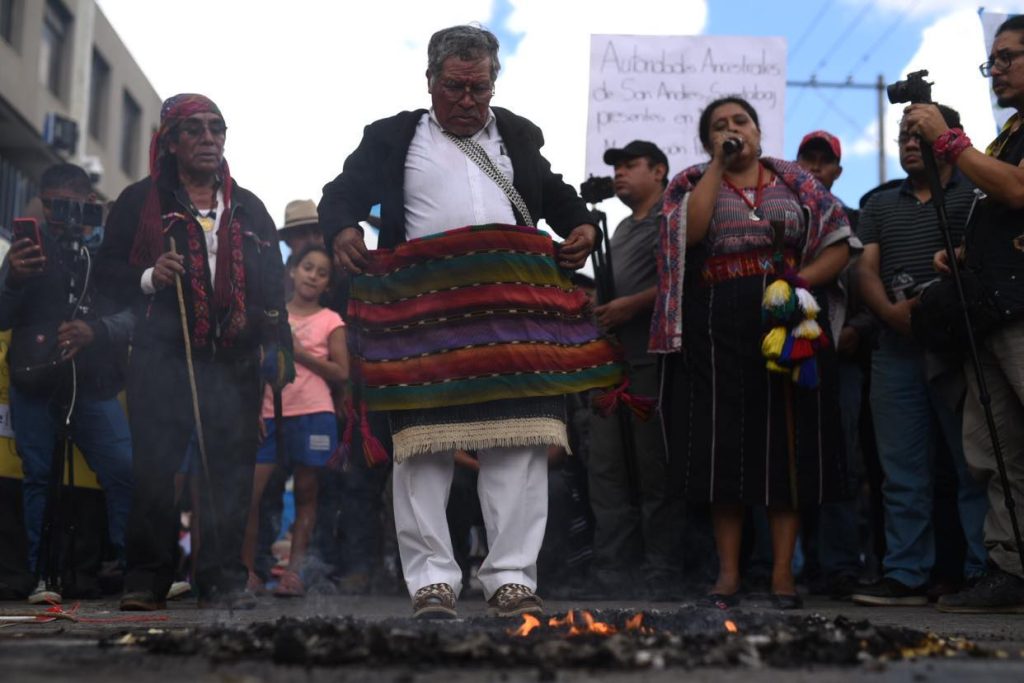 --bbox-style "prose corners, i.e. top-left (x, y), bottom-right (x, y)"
top-left (256, 412), bottom-right (338, 467)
